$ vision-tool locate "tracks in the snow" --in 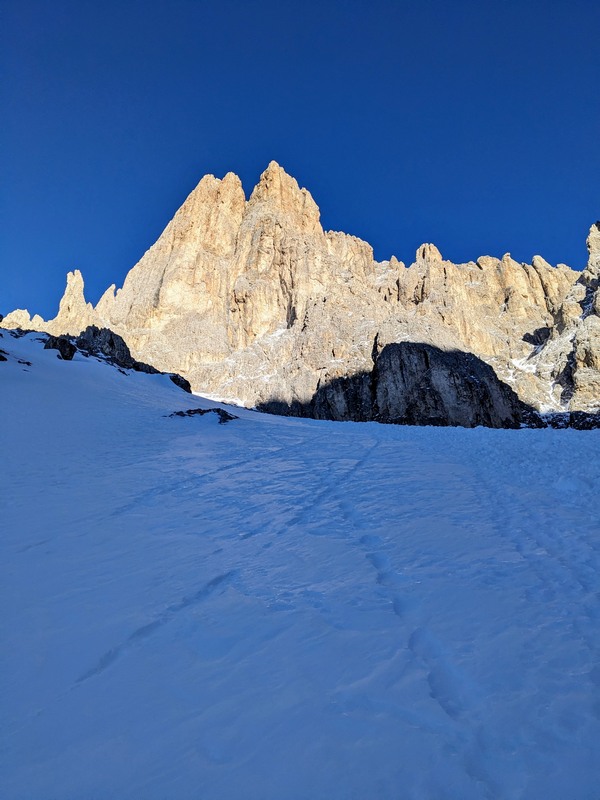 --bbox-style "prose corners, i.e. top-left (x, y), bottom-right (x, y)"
top-left (76, 571), bottom-right (237, 684)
